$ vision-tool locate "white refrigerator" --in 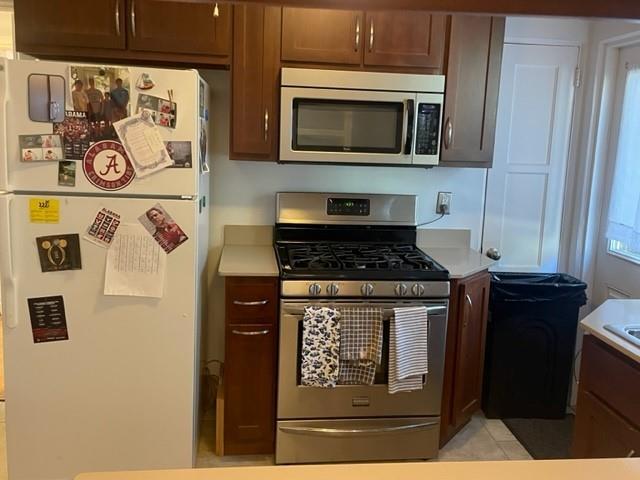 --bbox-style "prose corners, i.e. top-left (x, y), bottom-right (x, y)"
top-left (0, 58), bottom-right (210, 480)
